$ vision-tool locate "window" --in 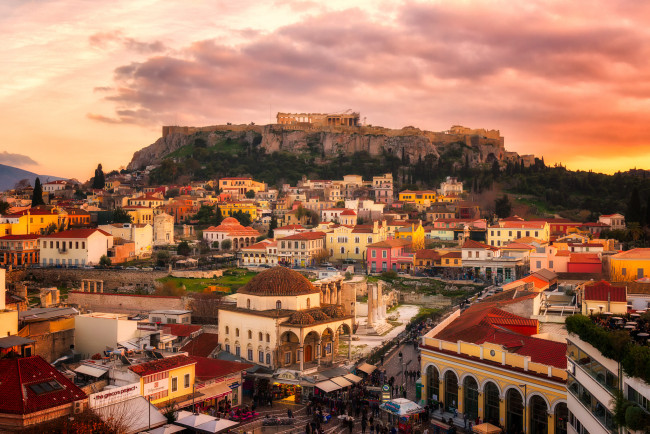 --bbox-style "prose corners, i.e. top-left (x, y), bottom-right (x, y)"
top-left (266, 353), bottom-right (271, 364)
top-left (372, 250), bottom-right (376, 258)
top-left (225, 326), bottom-right (229, 334)
top-left (247, 299), bottom-right (251, 309)
top-left (28, 380), bottom-right (63, 395)
top-left (536, 261), bottom-right (541, 269)
top-left (354, 237), bottom-right (360, 243)
top-left (235, 346), bottom-right (241, 356)
top-left (638, 268), bottom-right (644, 279)
top-left (468, 251), bottom-right (472, 258)
top-left (247, 330), bottom-right (252, 339)
top-left (355, 247), bottom-right (360, 254)
top-left (276, 300), bottom-right (282, 309)
top-left (259, 351), bottom-right (264, 363)
top-left (236, 328), bottom-right (239, 337)
top-left (171, 377), bottom-right (178, 392)
top-left (82, 242), bottom-right (85, 249)
top-left (247, 349), bottom-right (253, 360)
top-left (184, 374), bottom-right (190, 388)
top-left (285, 352), bottom-right (291, 364)
top-left (622, 268), bottom-right (627, 276)
top-left (382, 250), bottom-right (387, 258)
top-left (225, 344), bottom-right (231, 352)
top-left (549, 260), bottom-right (554, 268)
top-left (306, 299), bottom-right (310, 308)
top-left (368, 236), bottom-right (373, 243)
top-left (266, 333), bottom-right (270, 342)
